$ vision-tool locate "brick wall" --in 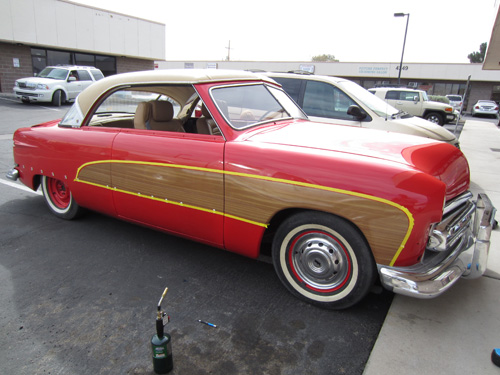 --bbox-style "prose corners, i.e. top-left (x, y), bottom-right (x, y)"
top-left (466, 82), bottom-right (493, 113)
top-left (0, 42), bottom-right (33, 93)
top-left (0, 44), bottom-right (154, 92)
top-left (116, 57), bottom-right (154, 74)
